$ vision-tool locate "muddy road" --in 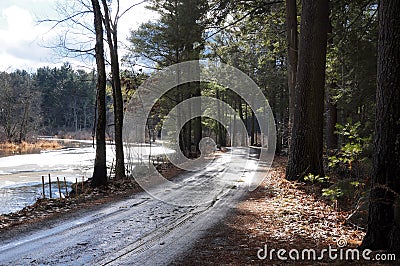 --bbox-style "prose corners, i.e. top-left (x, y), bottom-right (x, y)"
top-left (0, 148), bottom-right (268, 265)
